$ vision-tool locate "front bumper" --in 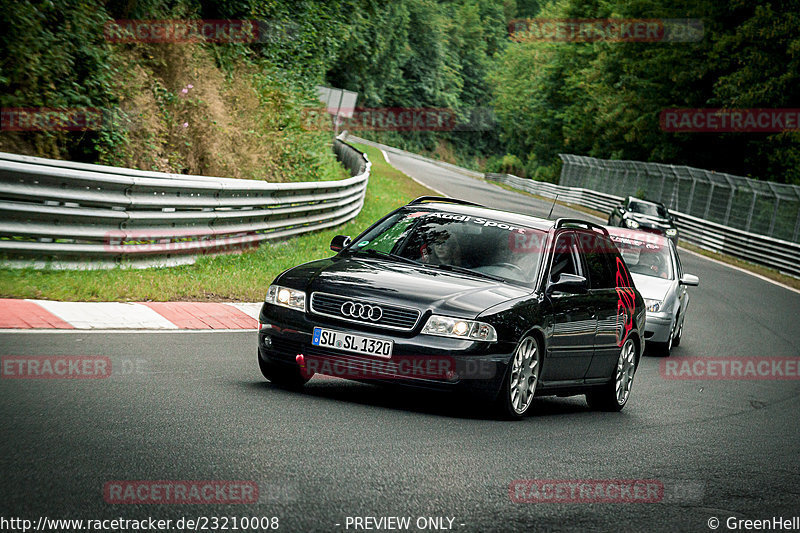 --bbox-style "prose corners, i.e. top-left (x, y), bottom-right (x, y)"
top-left (258, 304), bottom-right (513, 399)
top-left (644, 312), bottom-right (672, 344)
